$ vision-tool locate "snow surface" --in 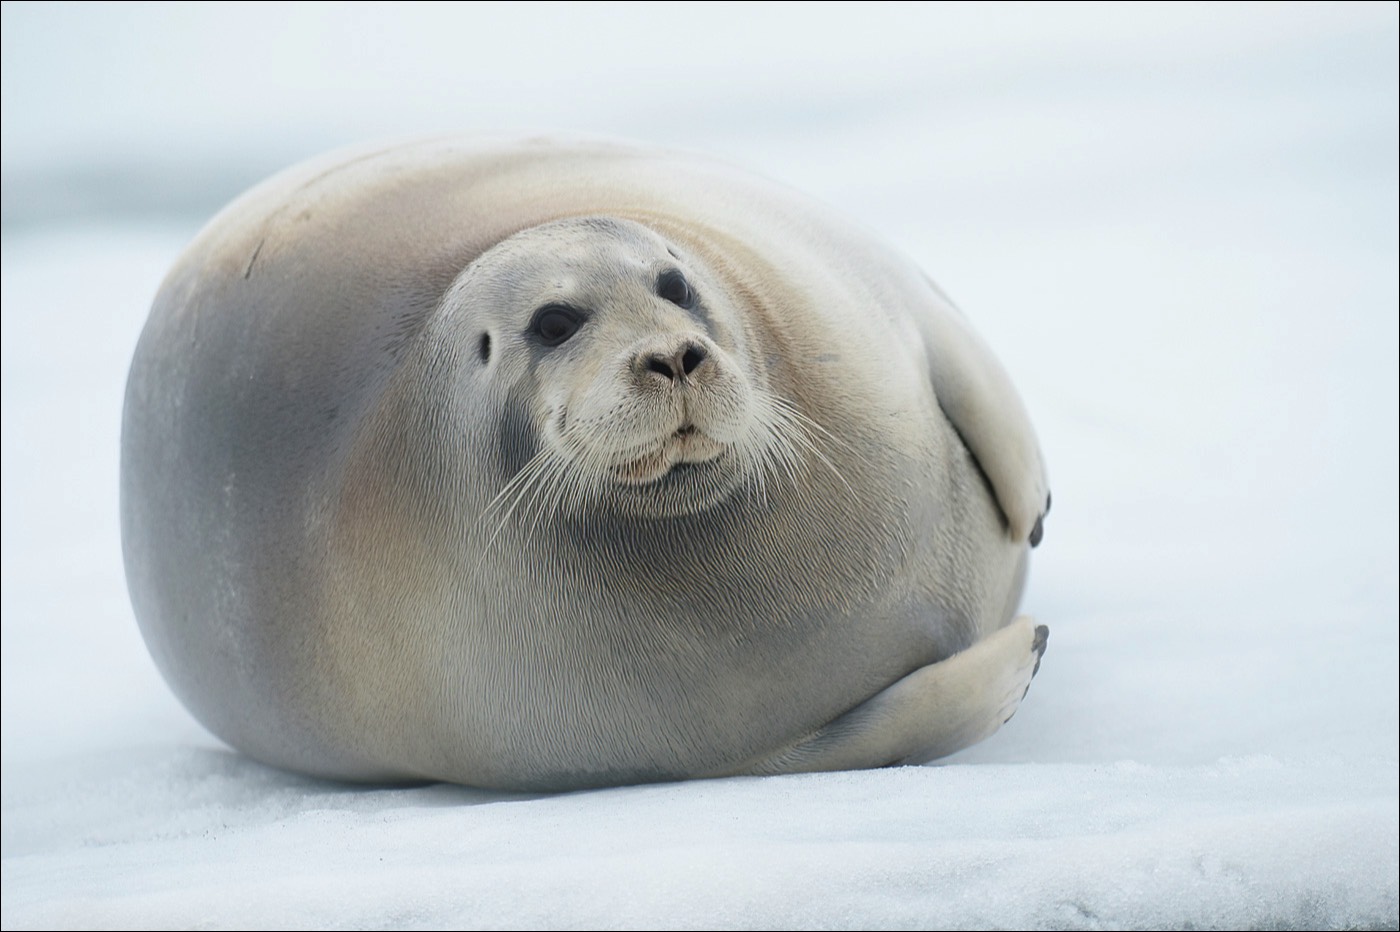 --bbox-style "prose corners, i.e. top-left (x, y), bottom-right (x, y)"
top-left (2, 4), bottom-right (1397, 929)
